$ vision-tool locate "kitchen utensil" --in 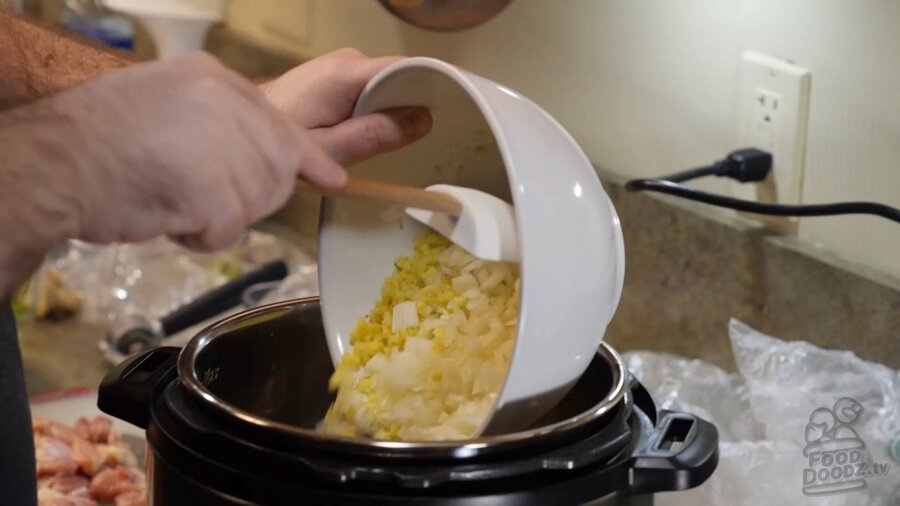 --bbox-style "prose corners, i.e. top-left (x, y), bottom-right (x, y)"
top-left (101, 0), bottom-right (225, 58)
top-left (98, 298), bottom-right (718, 505)
top-left (296, 178), bottom-right (519, 262)
top-left (317, 57), bottom-right (626, 436)
top-left (107, 259), bottom-right (287, 355)
top-left (296, 178), bottom-right (461, 214)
